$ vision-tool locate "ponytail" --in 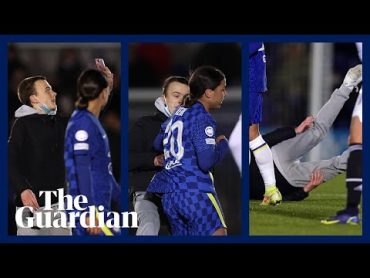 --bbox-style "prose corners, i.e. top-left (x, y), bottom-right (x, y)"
top-left (183, 94), bottom-right (196, 108)
top-left (76, 69), bottom-right (108, 110)
top-left (76, 97), bottom-right (89, 109)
